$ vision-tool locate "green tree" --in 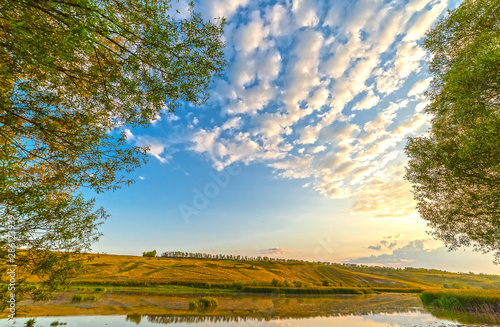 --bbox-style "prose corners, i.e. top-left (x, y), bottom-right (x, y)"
top-left (405, 0), bottom-right (500, 262)
top-left (0, 0), bottom-right (226, 306)
top-left (142, 250), bottom-right (157, 258)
